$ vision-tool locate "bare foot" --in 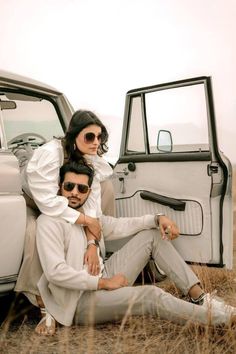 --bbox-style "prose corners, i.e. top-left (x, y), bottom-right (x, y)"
top-left (35, 308), bottom-right (56, 336)
top-left (36, 295), bottom-right (44, 308)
